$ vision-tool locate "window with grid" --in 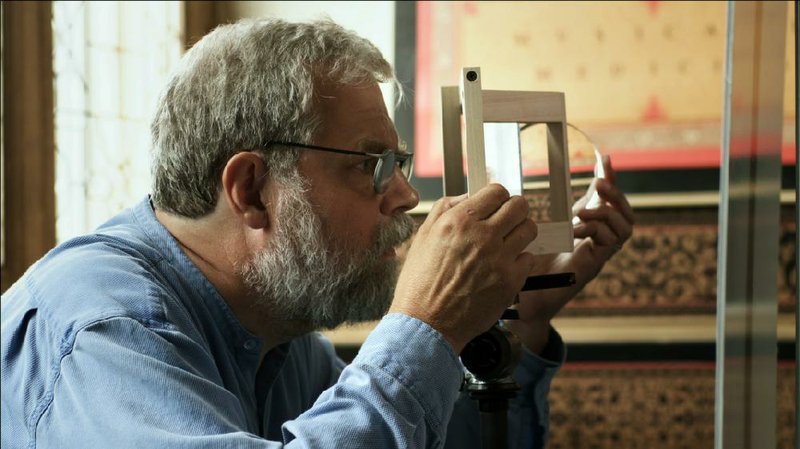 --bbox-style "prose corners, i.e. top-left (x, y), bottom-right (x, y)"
top-left (52, 1), bottom-right (182, 242)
